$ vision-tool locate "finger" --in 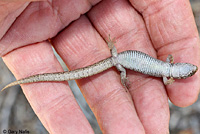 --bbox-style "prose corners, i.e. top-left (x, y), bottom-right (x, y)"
top-left (52, 2), bottom-right (169, 132)
top-left (52, 16), bottom-right (145, 133)
top-left (2, 42), bottom-right (93, 133)
top-left (130, 0), bottom-right (200, 107)
top-left (88, 0), bottom-right (170, 133)
top-left (0, 0), bottom-right (100, 56)
top-left (2, 0), bottom-right (42, 2)
top-left (0, 1), bottom-right (29, 39)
